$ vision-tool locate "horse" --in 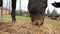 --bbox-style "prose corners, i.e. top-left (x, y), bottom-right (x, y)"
top-left (11, 0), bottom-right (47, 26)
top-left (28, 0), bottom-right (47, 26)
